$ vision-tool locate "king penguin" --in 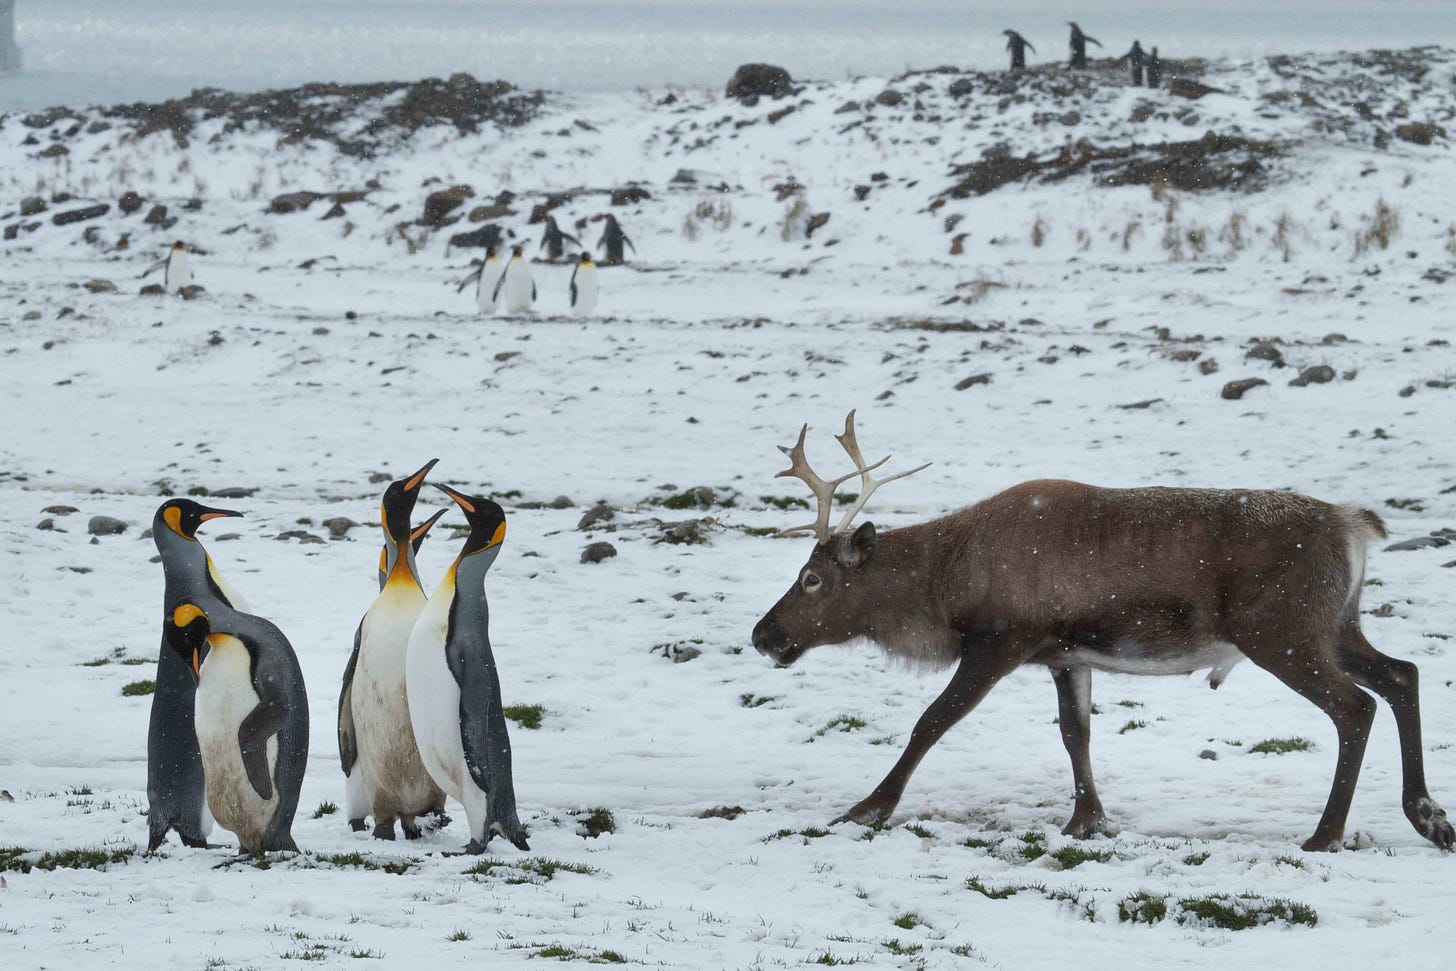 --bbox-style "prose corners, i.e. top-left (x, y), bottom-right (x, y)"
top-left (341, 503), bottom-right (449, 832)
top-left (142, 241), bottom-right (192, 293)
top-left (148, 498), bottom-right (248, 852)
top-left (341, 458), bottom-right (446, 840)
top-left (406, 484), bottom-right (530, 853)
top-left (539, 215), bottom-right (582, 262)
top-left (168, 597), bottom-right (309, 856)
top-left (569, 252), bottom-right (598, 316)
top-left (493, 245), bottom-right (536, 314)
top-left (457, 245), bottom-right (506, 315)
